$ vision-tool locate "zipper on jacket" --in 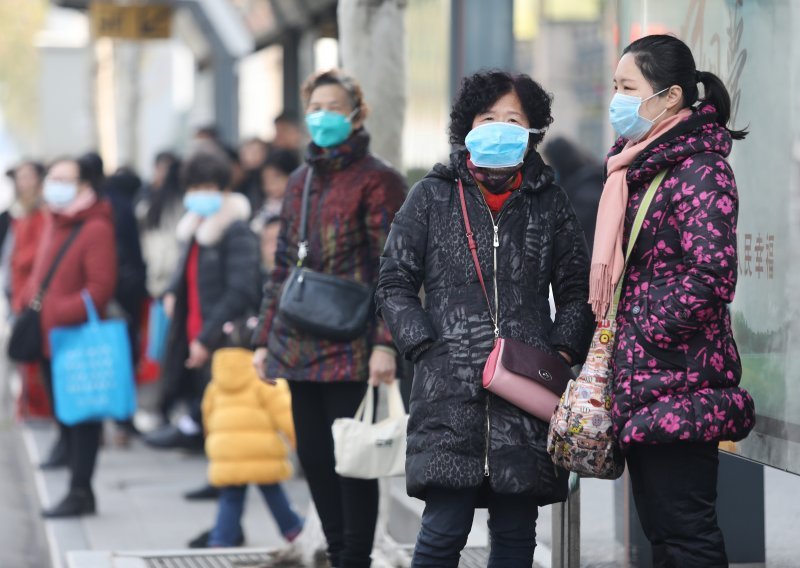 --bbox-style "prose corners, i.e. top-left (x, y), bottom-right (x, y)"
top-left (484, 396), bottom-right (491, 477)
top-left (492, 224), bottom-right (500, 339)
top-left (474, 187), bottom-right (507, 339)
top-left (470, 184), bottom-right (510, 479)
